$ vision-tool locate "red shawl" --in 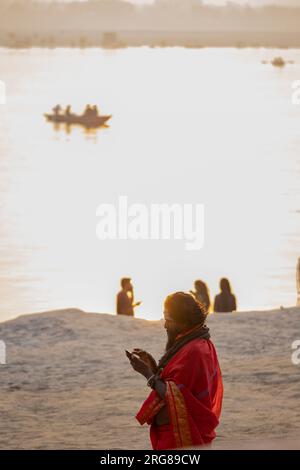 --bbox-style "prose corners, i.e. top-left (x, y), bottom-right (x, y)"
top-left (136, 338), bottom-right (223, 449)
